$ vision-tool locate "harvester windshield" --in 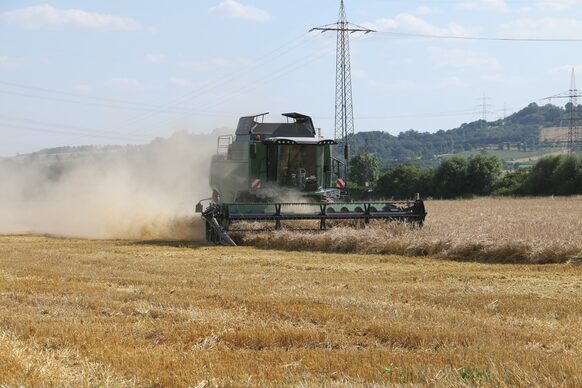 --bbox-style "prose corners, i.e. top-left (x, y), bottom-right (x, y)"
top-left (270, 145), bottom-right (324, 191)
